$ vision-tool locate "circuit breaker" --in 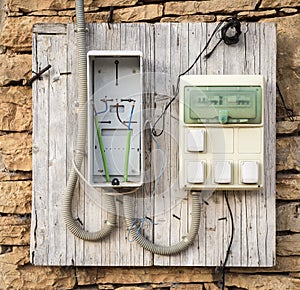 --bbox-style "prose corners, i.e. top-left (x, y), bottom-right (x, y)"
top-left (179, 75), bottom-right (264, 190)
top-left (87, 51), bottom-right (143, 188)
